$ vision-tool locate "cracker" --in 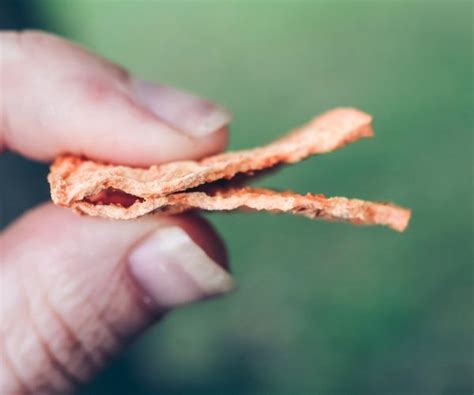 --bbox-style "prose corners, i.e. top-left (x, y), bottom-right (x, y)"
top-left (48, 107), bottom-right (411, 232)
